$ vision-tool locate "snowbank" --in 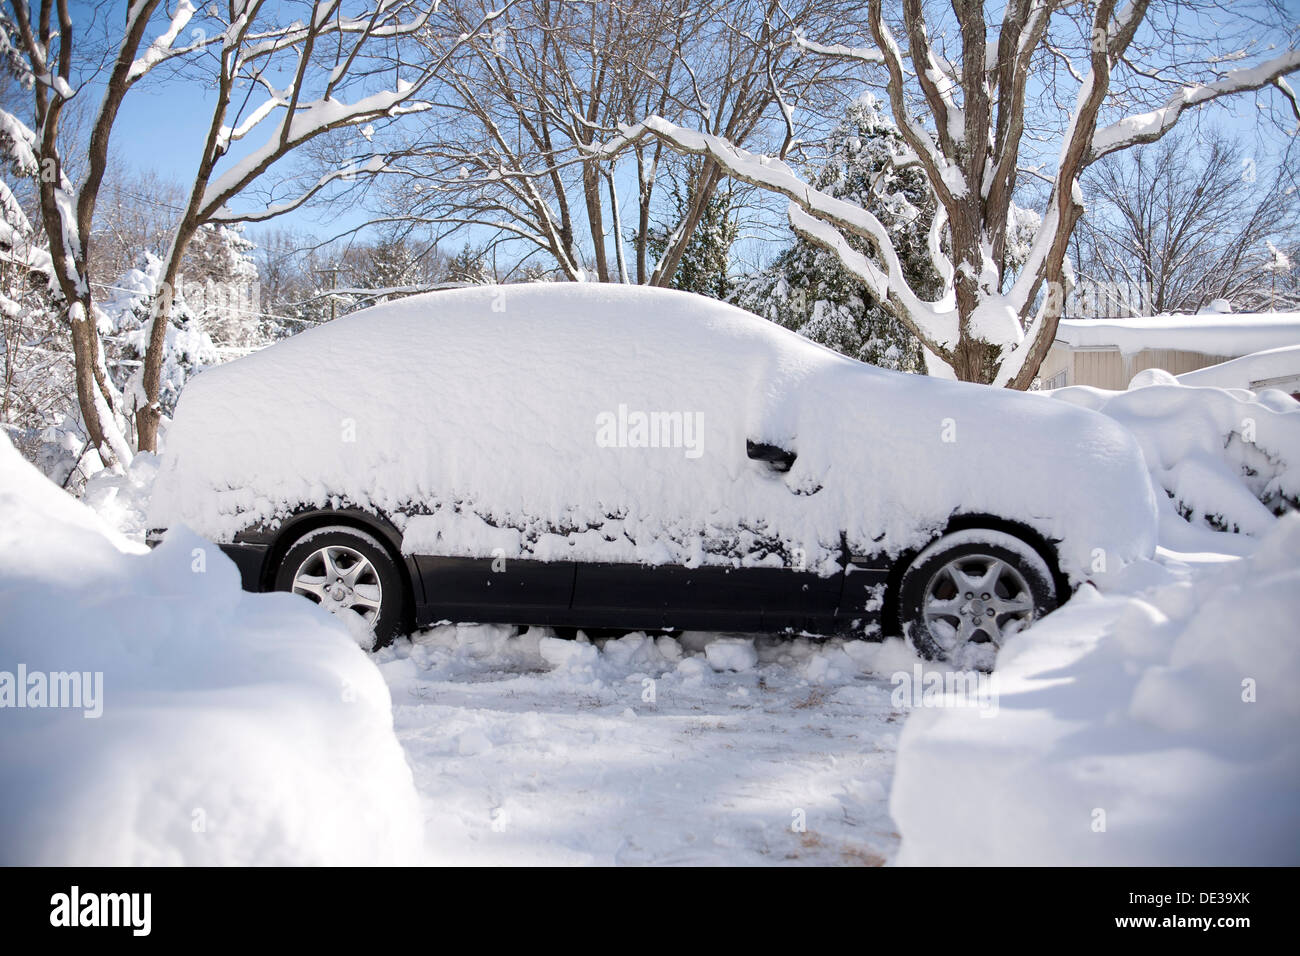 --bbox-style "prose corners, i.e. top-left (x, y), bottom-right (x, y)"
top-left (1051, 377), bottom-right (1300, 535)
top-left (1176, 344), bottom-right (1300, 392)
top-left (1054, 312), bottom-right (1300, 358)
top-left (0, 434), bottom-right (422, 865)
top-left (80, 450), bottom-right (161, 543)
top-left (891, 516), bottom-right (1300, 865)
top-left (151, 284), bottom-right (1156, 585)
